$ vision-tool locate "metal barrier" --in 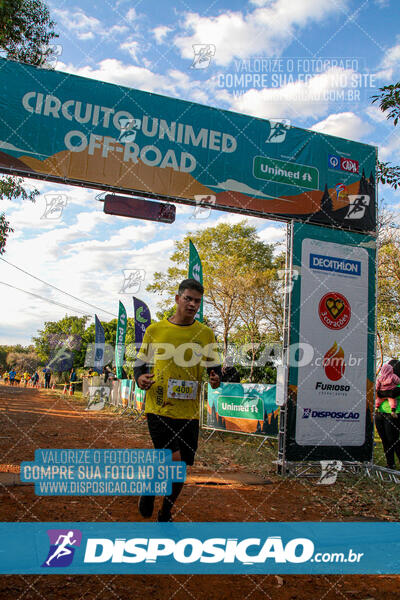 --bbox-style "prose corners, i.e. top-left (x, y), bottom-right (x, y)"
top-left (81, 377), bottom-right (145, 418)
